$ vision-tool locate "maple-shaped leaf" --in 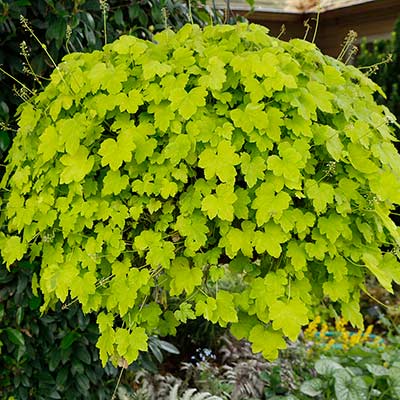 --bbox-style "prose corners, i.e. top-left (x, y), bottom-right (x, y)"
top-left (346, 120), bottom-right (372, 147)
top-left (148, 101), bottom-right (175, 132)
top-left (87, 93), bottom-right (122, 118)
top-left (142, 60), bottom-right (171, 80)
top-left (307, 81), bottom-right (334, 113)
top-left (111, 34), bottom-right (147, 55)
top-left (115, 327), bottom-right (148, 364)
top-left (38, 125), bottom-right (60, 162)
top-left (305, 180), bottom-right (335, 214)
top-left (240, 153), bottom-right (266, 188)
top-left (233, 188), bottom-right (250, 219)
top-left (347, 143), bottom-right (379, 174)
top-left (174, 302), bottom-right (196, 323)
top-left (201, 183), bottom-right (237, 221)
top-left (221, 221), bottom-right (255, 258)
top-left (248, 270), bottom-right (288, 321)
top-left (103, 66), bottom-right (129, 95)
top-left (87, 62), bottom-right (108, 92)
top-left (69, 271), bottom-right (97, 305)
top-left (369, 171), bottom-right (400, 204)
top-left (172, 47), bottom-right (195, 72)
top-left (252, 182), bottom-right (291, 226)
top-left (288, 88), bottom-right (317, 120)
top-left (102, 170), bottom-right (129, 196)
top-left (362, 251), bottom-right (394, 293)
top-left (144, 81), bottom-right (165, 103)
top-left (230, 103), bottom-right (269, 133)
top-left (318, 213), bottom-right (352, 243)
top-left (198, 140), bottom-right (240, 184)
top-left (163, 134), bottom-right (192, 166)
top-left (1, 235), bottom-right (27, 267)
top-left (96, 313), bottom-right (116, 366)
top-left (290, 277), bottom-right (313, 305)
top-left (9, 166), bottom-right (30, 192)
top-left (119, 89), bottom-right (144, 114)
top-left (264, 107), bottom-right (285, 142)
top-left (243, 76), bottom-right (265, 103)
top-left (98, 130), bottom-right (136, 171)
top-left (287, 241), bottom-right (307, 271)
top-left (323, 278), bottom-right (351, 302)
top-left (140, 302), bottom-right (162, 329)
top-left (253, 222), bottom-right (289, 258)
top-left (341, 299), bottom-right (363, 329)
top-left (40, 261), bottom-right (79, 303)
top-left (134, 230), bottom-right (161, 251)
top-left (212, 290), bottom-right (238, 326)
top-left (146, 241), bottom-right (175, 269)
top-left (269, 298), bottom-right (309, 341)
top-left (122, 122), bottom-right (156, 164)
top-left (57, 116), bottom-right (88, 155)
top-left (230, 313), bottom-right (259, 340)
top-left (379, 253), bottom-right (400, 287)
top-left (371, 141), bottom-right (400, 176)
top-left (313, 124), bottom-right (343, 161)
top-left (267, 143), bottom-right (303, 189)
top-left (175, 211), bottom-right (209, 254)
top-left (169, 86), bottom-right (207, 119)
top-left (106, 276), bottom-right (136, 316)
top-left (49, 94), bottom-right (73, 121)
top-left (374, 203), bottom-right (400, 248)
top-left (195, 297), bottom-right (217, 321)
top-left (158, 311), bottom-right (180, 337)
top-left (285, 113), bottom-right (313, 138)
top-left (248, 277), bottom-right (270, 321)
top-left (169, 257), bottom-right (203, 296)
top-left (323, 65), bottom-right (345, 86)
top-left (264, 271), bottom-right (288, 306)
top-left (107, 268), bottom-right (150, 316)
top-left (60, 146), bottom-right (94, 184)
top-left (199, 56), bottom-right (226, 91)
top-left (249, 325), bottom-right (286, 360)
top-left (159, 178), bottom-right (179, 199)
top-left (305, 234), bottom-right (329, 261)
